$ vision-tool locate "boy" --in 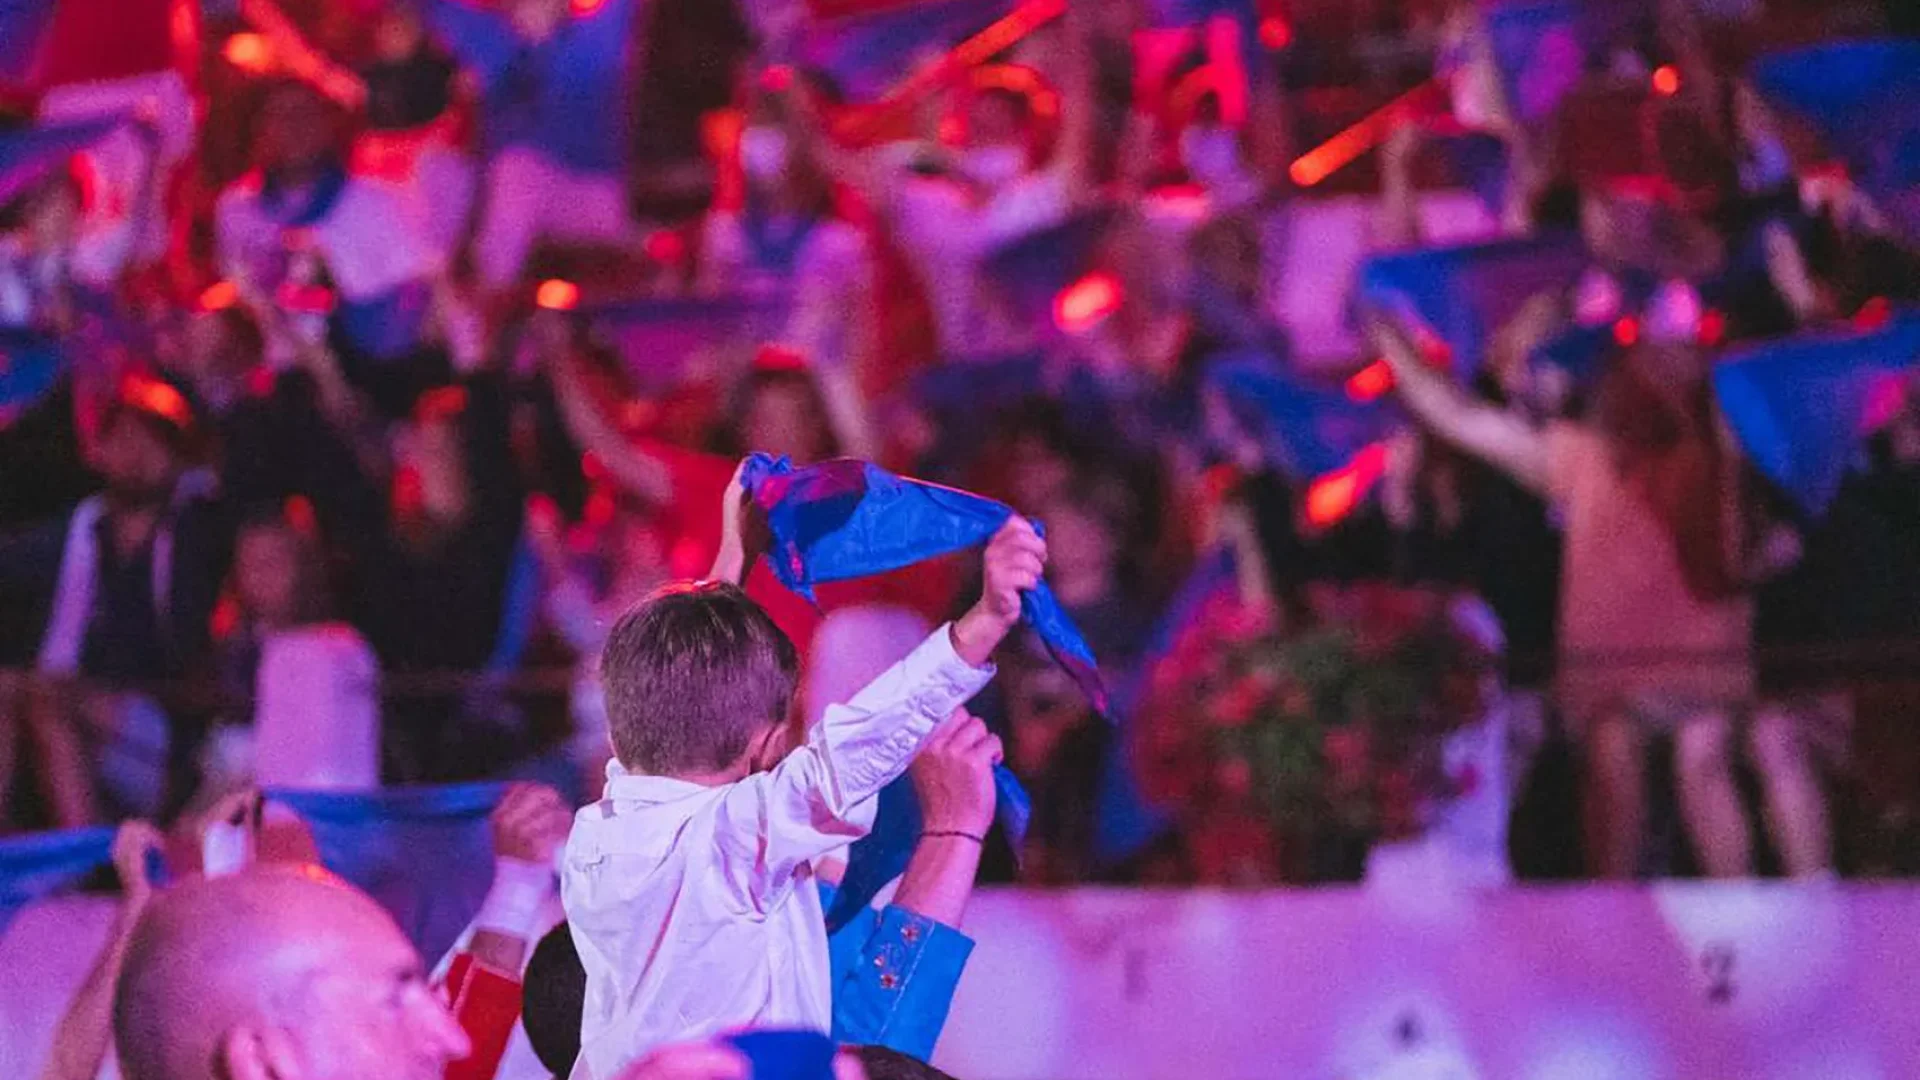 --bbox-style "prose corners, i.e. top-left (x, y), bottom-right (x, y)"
top-left (561, 467), bottom-right (1045, 1079)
